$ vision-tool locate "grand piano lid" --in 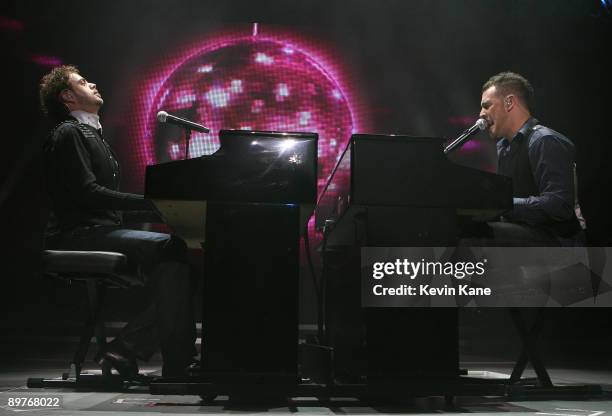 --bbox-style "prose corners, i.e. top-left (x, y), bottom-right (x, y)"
top-left (218, 129), bottom-right (318, 155)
